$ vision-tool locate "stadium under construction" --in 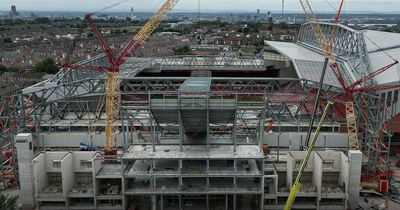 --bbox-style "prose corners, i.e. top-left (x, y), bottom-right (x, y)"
top-left (1, 3), bottom-right (400, 210)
